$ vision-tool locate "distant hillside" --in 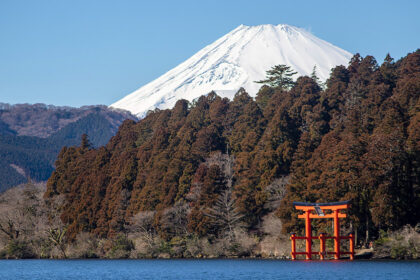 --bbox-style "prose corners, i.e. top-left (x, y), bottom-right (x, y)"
top-left (47, 50), bottom-right (419, 248)
top-left (0, 105), bottom-right (137, 192)
top-left (0, 103), bottom-right (133, 138)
